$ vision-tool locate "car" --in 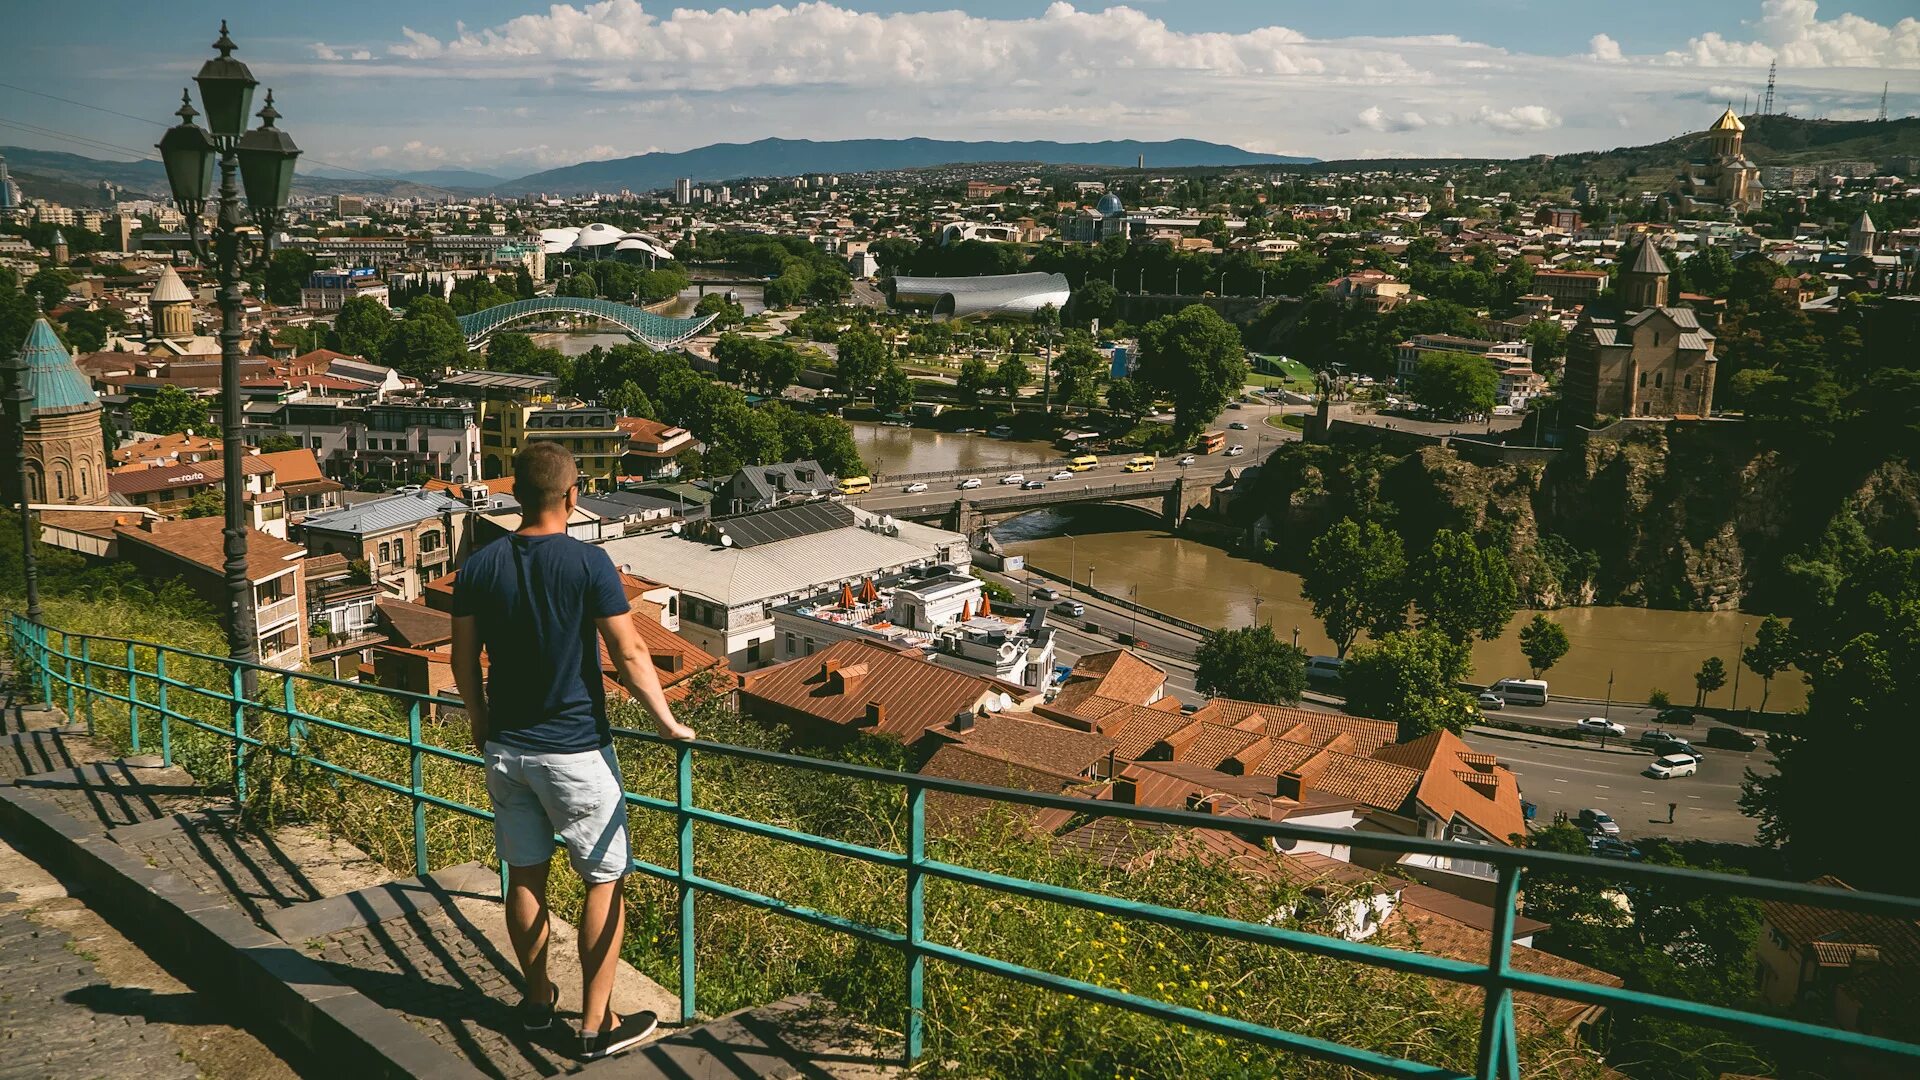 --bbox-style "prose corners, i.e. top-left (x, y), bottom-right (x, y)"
top-left (902, 482), bottom-right (928, 493)
top-left (1477, 692), bottom-right (1505, 711)
top-left (1228, 421), bottom-right (1249, 430)
top-left (958, 478), bottom-right (982, 489)
top-left (1225, 445), bottom-right (1247, 456)
top-left (1228, 402), bottom-right (1242, 410)
top-left (1304, 656), bottom-right (1344, 681)
top-left (1704, 726), bottom-right (1758, 751)
top-left (1654, 707), bottom-right (1700, 726)
top-left (1032, 586), bottom-right (1061, 601)
top-left (1577, 717), bottom-right (1627, 738)
top-left (1049, 470), bottom-right (1074, 481)
top-left (1000, 473), bottom-right (1025, 485)
top-left (1636, 729), bottom-right (1683, 749)
top-left (1021, 479), bottom-right (1046, 490)
top-left (1053, 600), bottom-right (1085, 617)
top-left (1177, 455), bottom-right (1197, 466)
top-left (1576, 808), bottom-right (1620, 837)
top-left (1588, 836), bottom-right (1642, 860)
top-left (1645, 754), bottom-right (1700, 779)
